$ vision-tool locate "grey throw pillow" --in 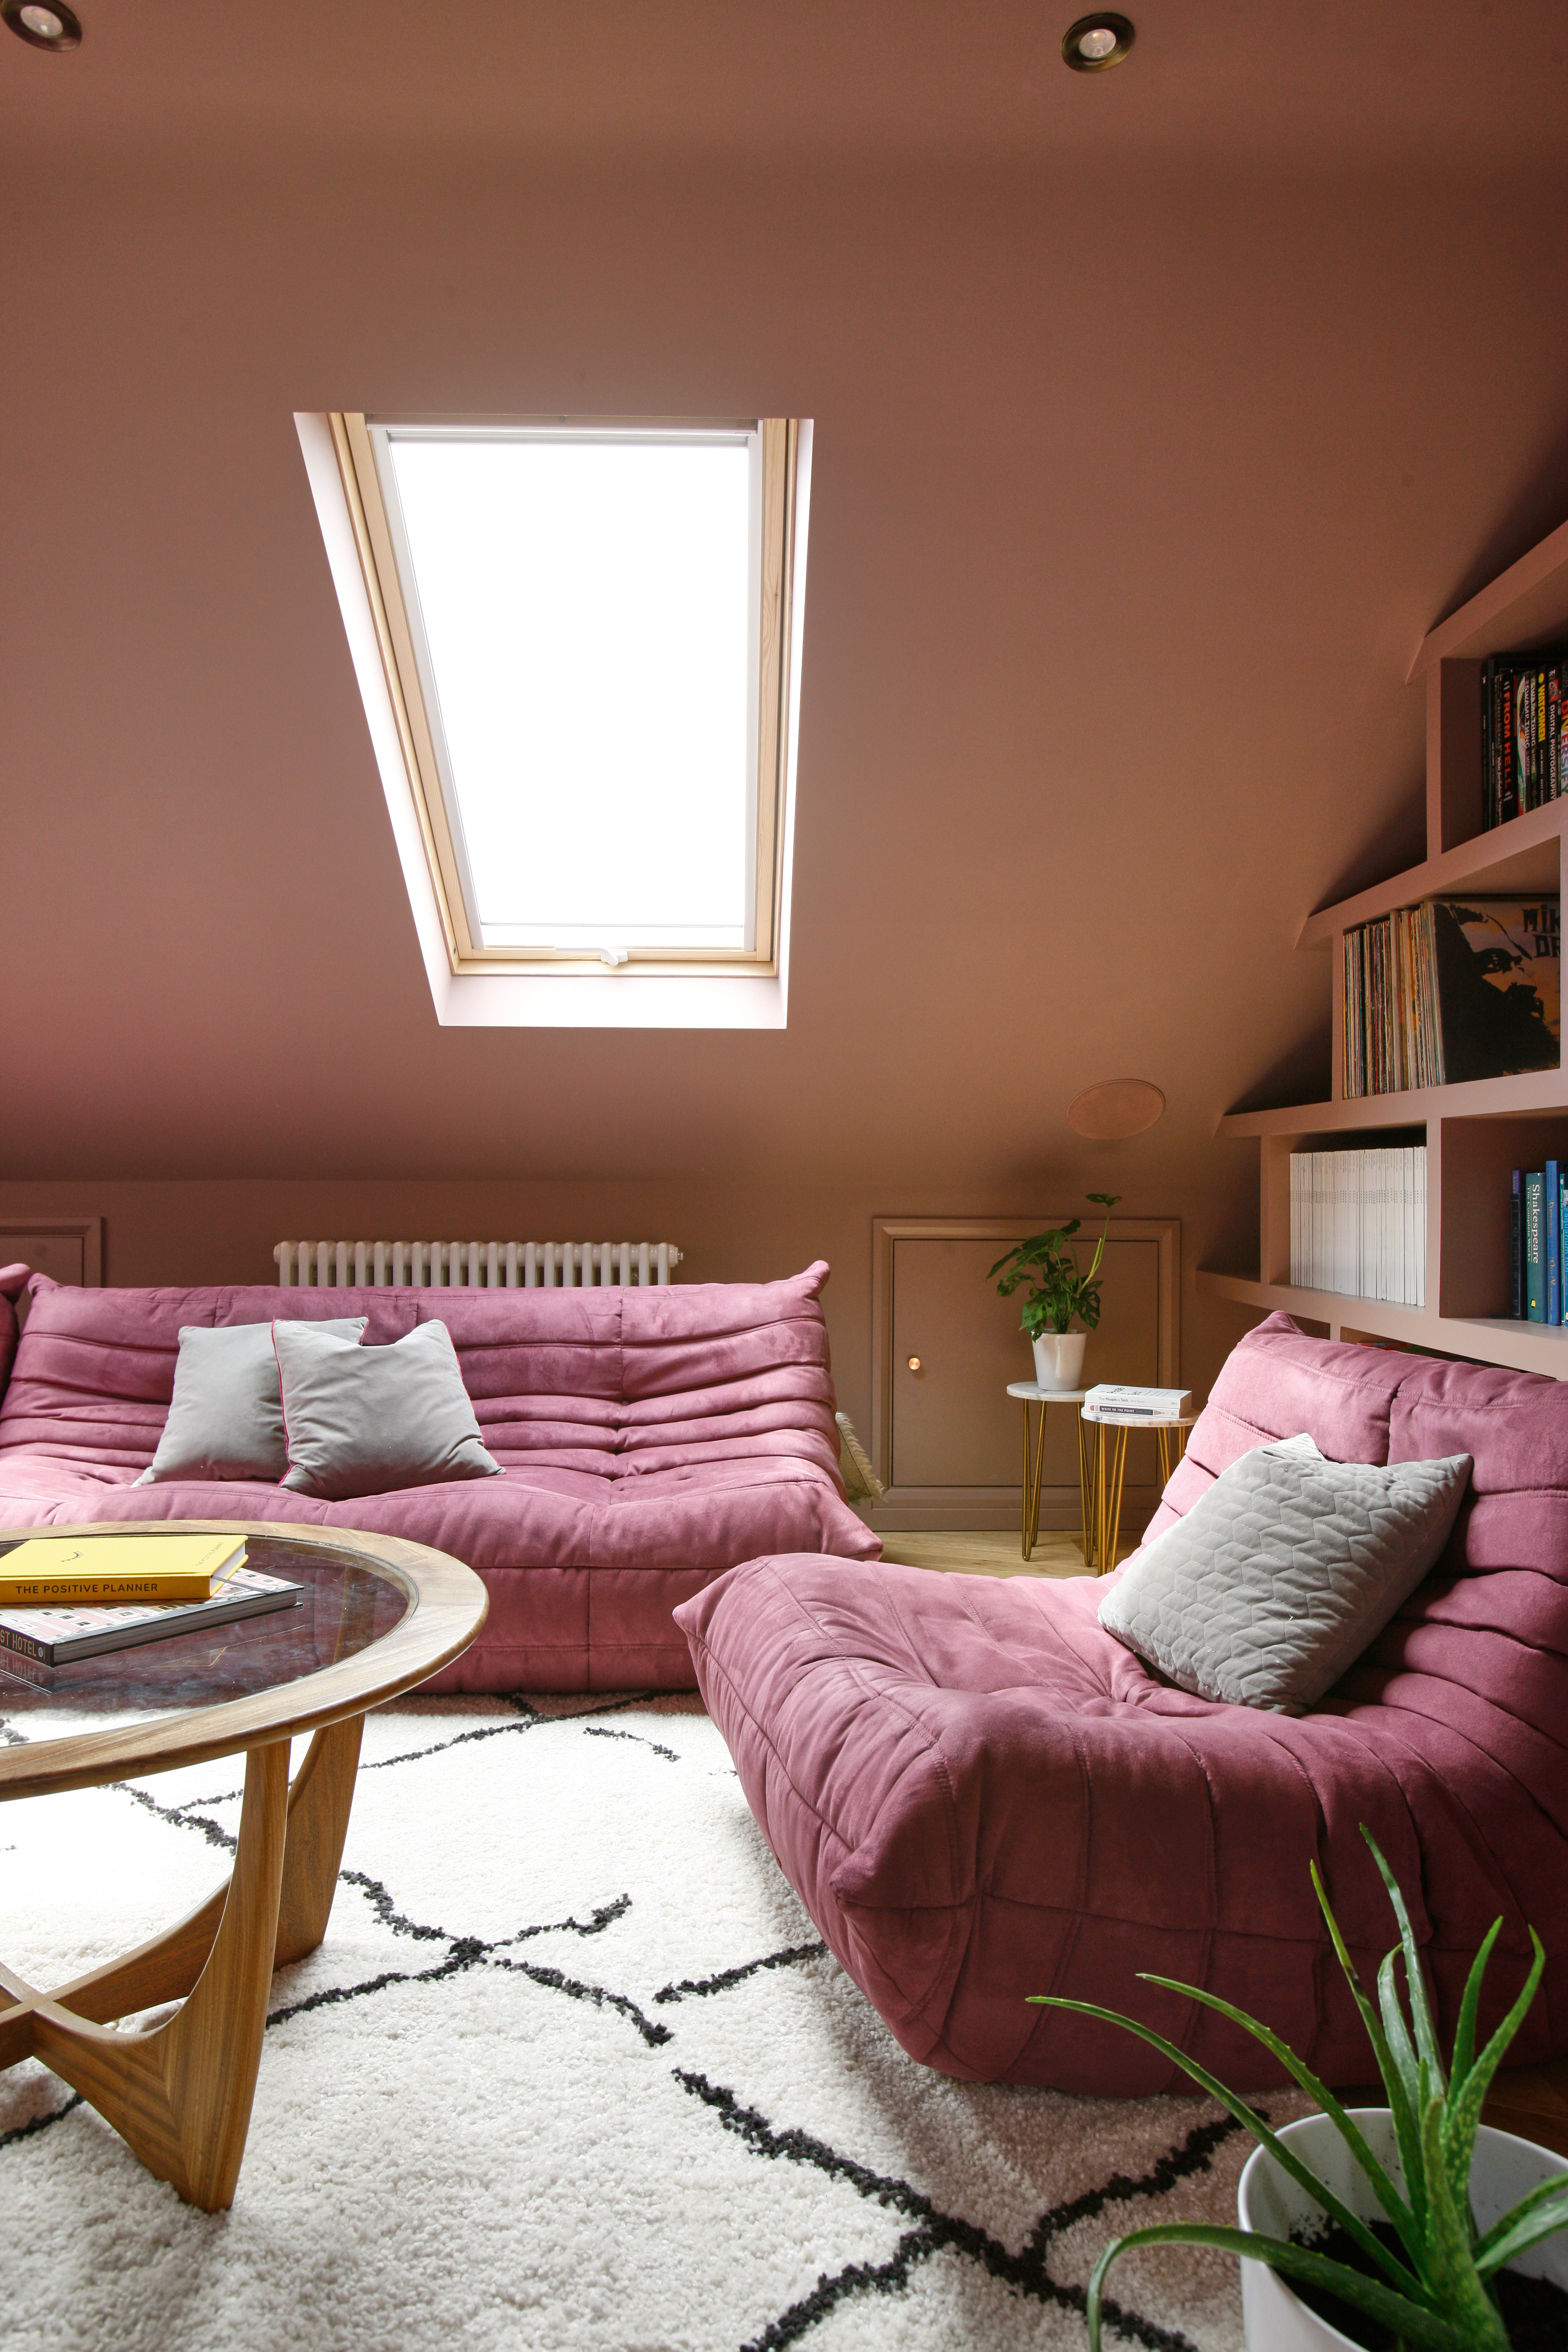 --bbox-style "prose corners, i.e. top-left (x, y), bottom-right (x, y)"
top-left (1098, 1440), bottom-right (1472, 1714)
top-left (273, 1317), bottom-right (501, 1501)
top-left (136, 1317), bottom-right (368, 1484)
